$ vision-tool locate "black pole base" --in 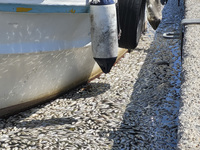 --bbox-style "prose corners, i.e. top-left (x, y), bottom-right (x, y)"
top-left (94, 57), bottom-right (117, 73)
